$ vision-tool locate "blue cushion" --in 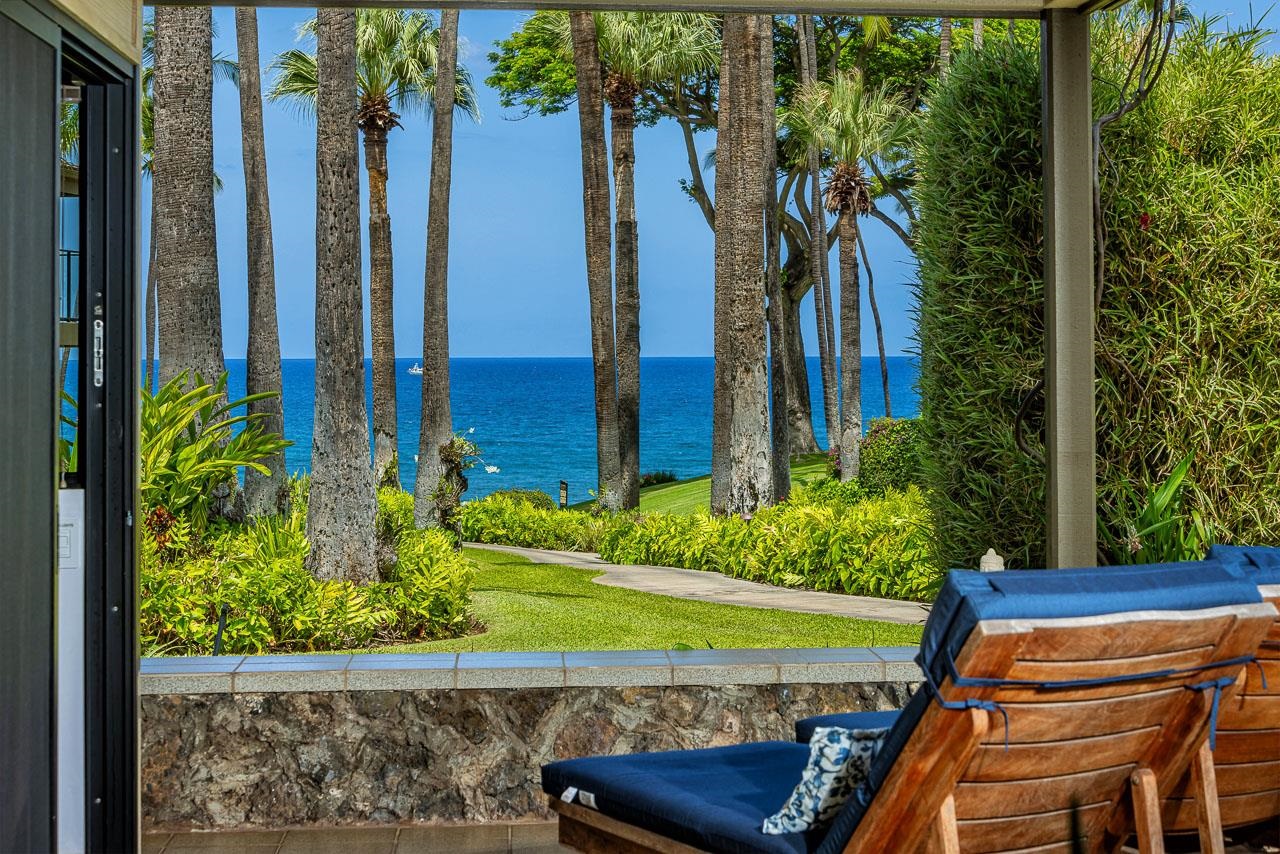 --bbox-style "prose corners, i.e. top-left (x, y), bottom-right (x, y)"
top-left (794, 711), bottom-right (902, 744)
top-left (1208, 544), bottom-right (1280, 585)
top-left (812, 561), bottom-right (1262, 854)
top-left (541, 741), bottom-right (822, 854)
